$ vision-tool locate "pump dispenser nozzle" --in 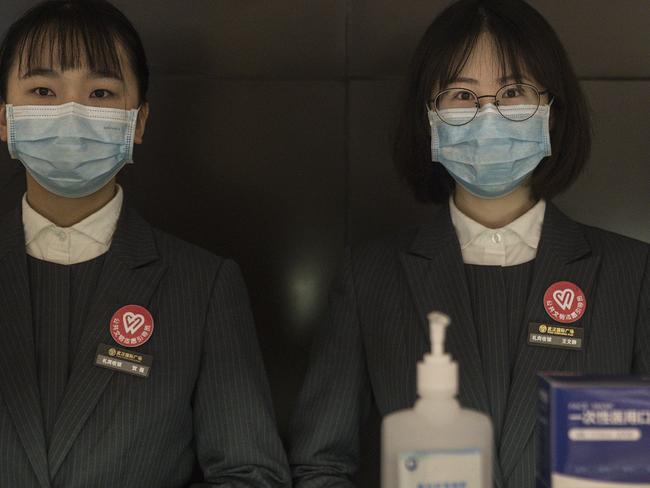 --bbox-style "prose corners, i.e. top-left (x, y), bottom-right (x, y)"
top-left (428, 311), bottom-right (450, 358)
top-left (417, 311), bottom-right (458, 396)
